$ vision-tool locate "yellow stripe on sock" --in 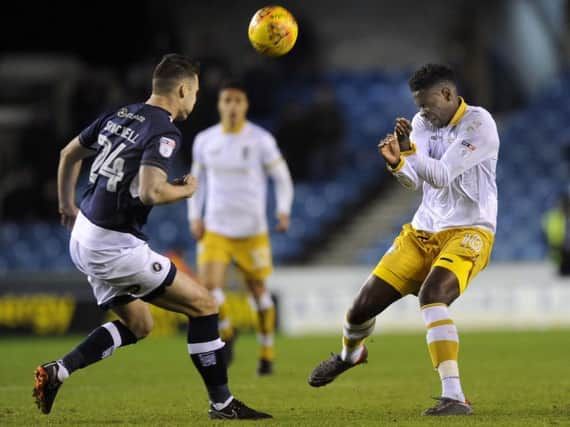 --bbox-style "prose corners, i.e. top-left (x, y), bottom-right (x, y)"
top-left (220, 326), bottom-right (234, 342)
top-left (427, 319), bottom-right (455, 329)
top-left (257, 307), bottom-right (276, 335)
top-left (256, 307), bottom-right (275, 361)
top-left (428, 340), bottom-right (459, 368)
top-left (218, 300), bottom-right (230, 319)
top-left (260, 346), bottom-right (274, 361)
top-left (218, 300), bottom-right (234, 341)
top-left (421, 302), bottom-right (448, 310)
top-left (342, 336), bottom-right (363, 349)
